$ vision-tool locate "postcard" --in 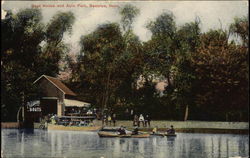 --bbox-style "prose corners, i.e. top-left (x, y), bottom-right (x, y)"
top-left (1, 1), bottom-right (249, 158)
